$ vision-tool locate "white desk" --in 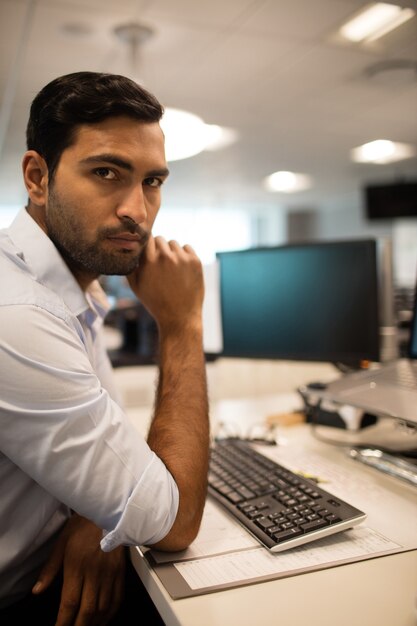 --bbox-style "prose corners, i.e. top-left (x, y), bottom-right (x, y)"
top-left (120, 364), bottom-right (417, 626)
top-left (114, 359), bottom-right (417, 626)
top-left (131, 547), bottom-right (417, 626)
